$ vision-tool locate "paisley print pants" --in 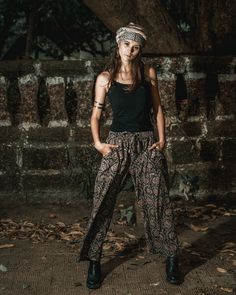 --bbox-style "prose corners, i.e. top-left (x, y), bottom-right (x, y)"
top-left (77, 130), bottom-right (180, 262)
